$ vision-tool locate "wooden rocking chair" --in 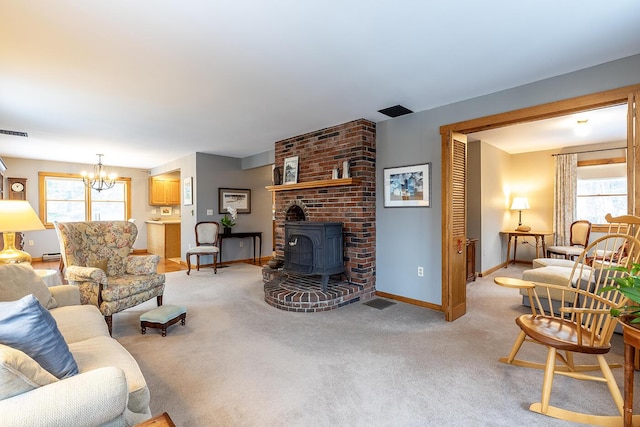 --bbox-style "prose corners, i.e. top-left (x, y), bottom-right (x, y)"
top-left (495, 232), bottom-right (640, 425)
